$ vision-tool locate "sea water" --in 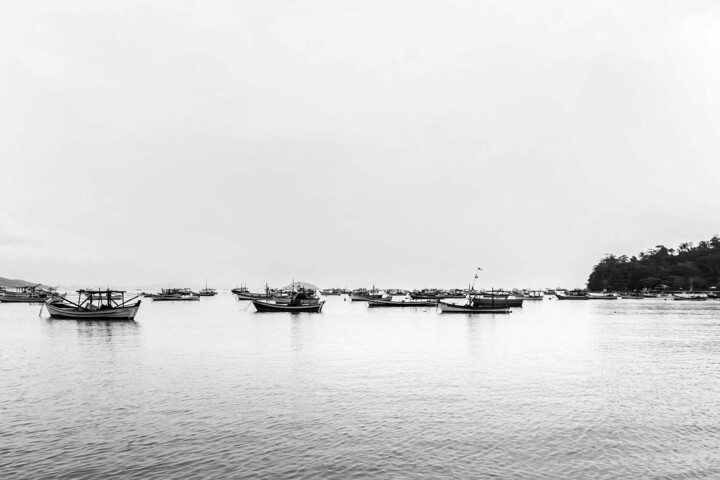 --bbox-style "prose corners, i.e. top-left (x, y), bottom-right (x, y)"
top-left (1, 295), bottom-right (719, 478)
